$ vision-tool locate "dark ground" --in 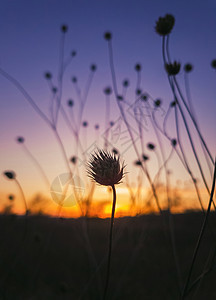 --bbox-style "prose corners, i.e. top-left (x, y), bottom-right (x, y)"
top-left (0, 212), bottom-right (216, 300)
